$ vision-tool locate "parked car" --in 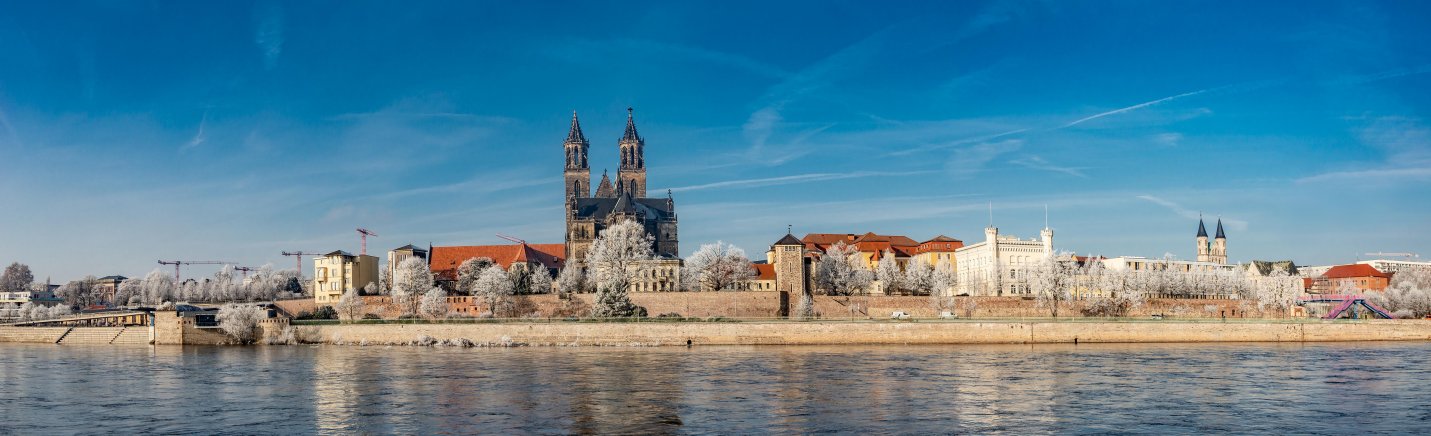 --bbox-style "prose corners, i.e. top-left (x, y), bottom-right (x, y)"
top-left (939, 311), bottom-right (957, 319)
top-left (890, 311), bottom-right (911, 320)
